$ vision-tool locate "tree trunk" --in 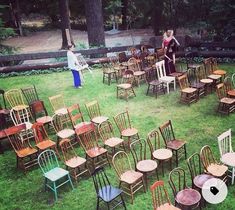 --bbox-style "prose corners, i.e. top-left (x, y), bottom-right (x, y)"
top-left (152, 0), bottom-right (164, 35)
top-left (13, 0), bottom-right (23, 36)
top-left (59, 0), bottom-right (75, 49)
top-left (121, 0), bottom-right (128, 29)
top-left (85, 0), bottom-right (105, 48)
